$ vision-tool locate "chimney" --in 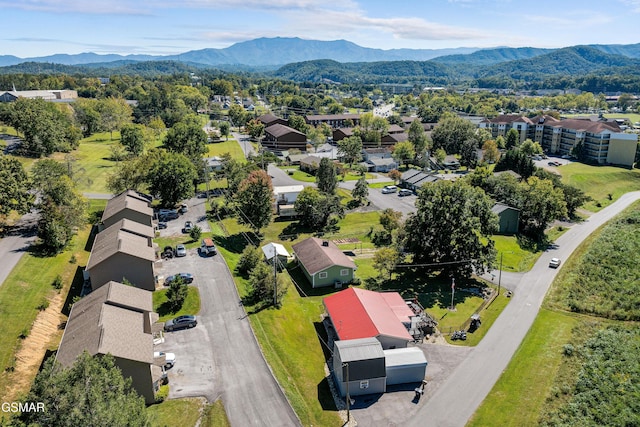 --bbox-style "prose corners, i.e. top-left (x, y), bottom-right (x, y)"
top-left (322, 240), bottom-right (329, 247)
